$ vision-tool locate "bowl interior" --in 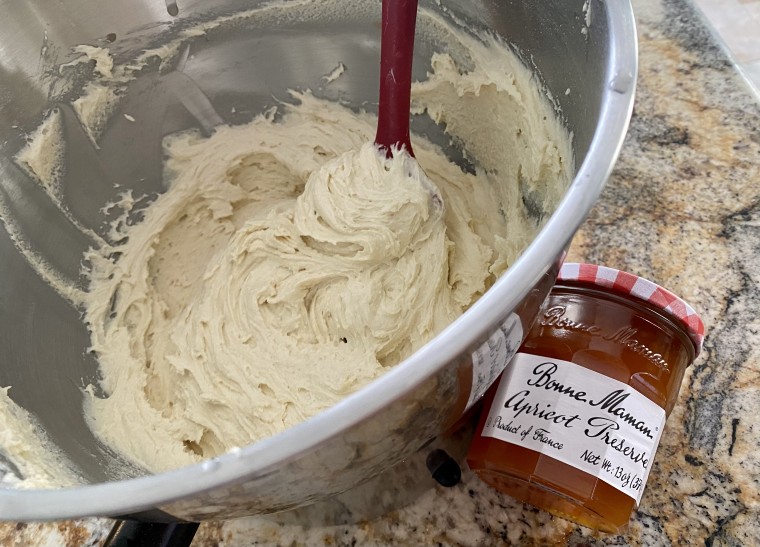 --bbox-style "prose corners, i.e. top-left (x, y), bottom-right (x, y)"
top-left (0, 0), bottom-right (615, 487)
